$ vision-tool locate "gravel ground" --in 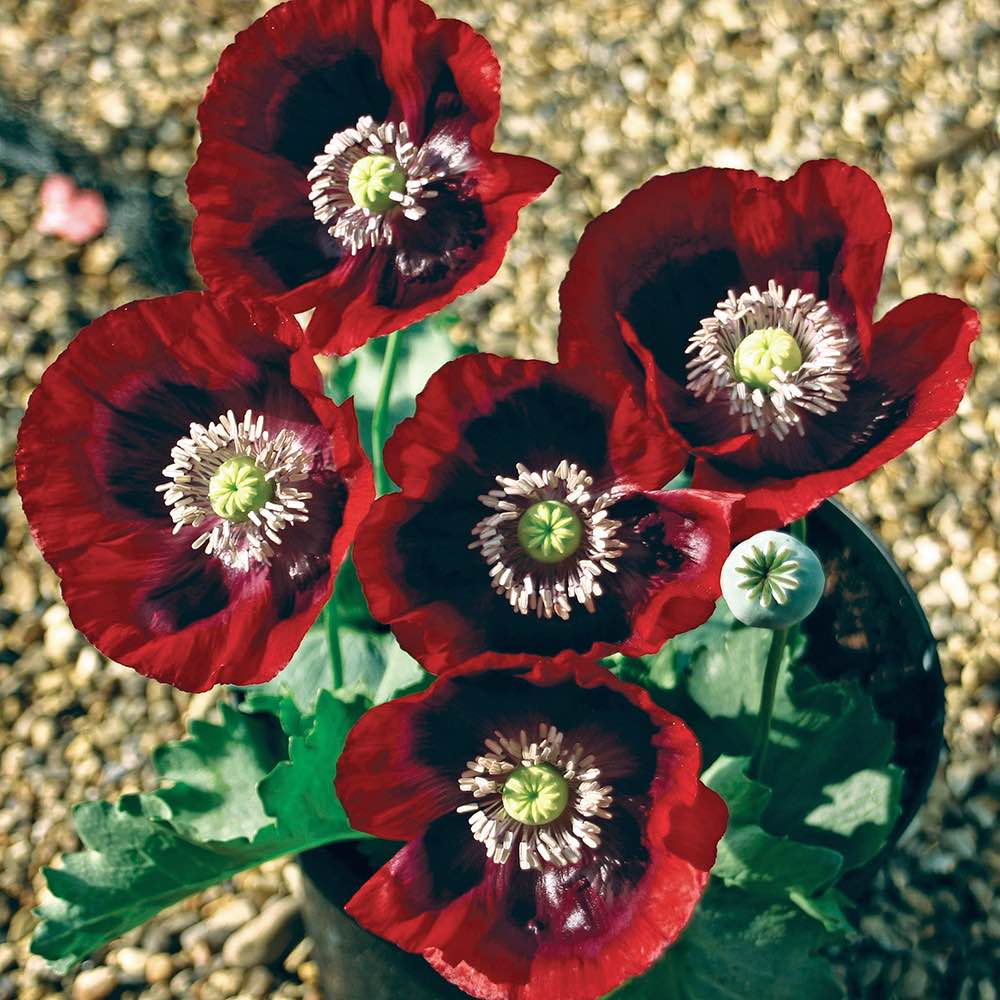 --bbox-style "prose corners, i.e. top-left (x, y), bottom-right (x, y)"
top-left (0, 0), bottom-right (997, 997)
